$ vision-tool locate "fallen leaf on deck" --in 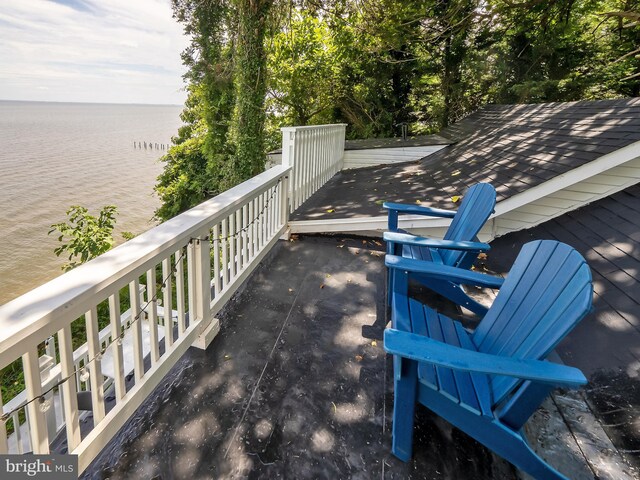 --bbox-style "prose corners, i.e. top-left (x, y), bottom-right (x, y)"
top-left (375, 200), bottom-right (384, 205)
top-left (288, 288), bottom-right (294, 292)
top-left (373, 240), bottom-right (382, 246)
top-left (371, 340), bottom-right (377, 346)
top-left (362, 240), bottom-right (367, 245)
top-left (451, 170), bottom-right (461, 176)
top-left (325, 273), bottom-right (331, 278)
top-left (355, 355), bottom-right (363, 362)
top-left (337, 244), bottom-right (345, 248)
top-left (326, 209), bottom-right (335, 213)
top-left (451, 195), bottom-right (461, 203)
top-left (477, 252), bottom-right (488, 260)
top-left (416, 200), bottom-right (422, 204)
